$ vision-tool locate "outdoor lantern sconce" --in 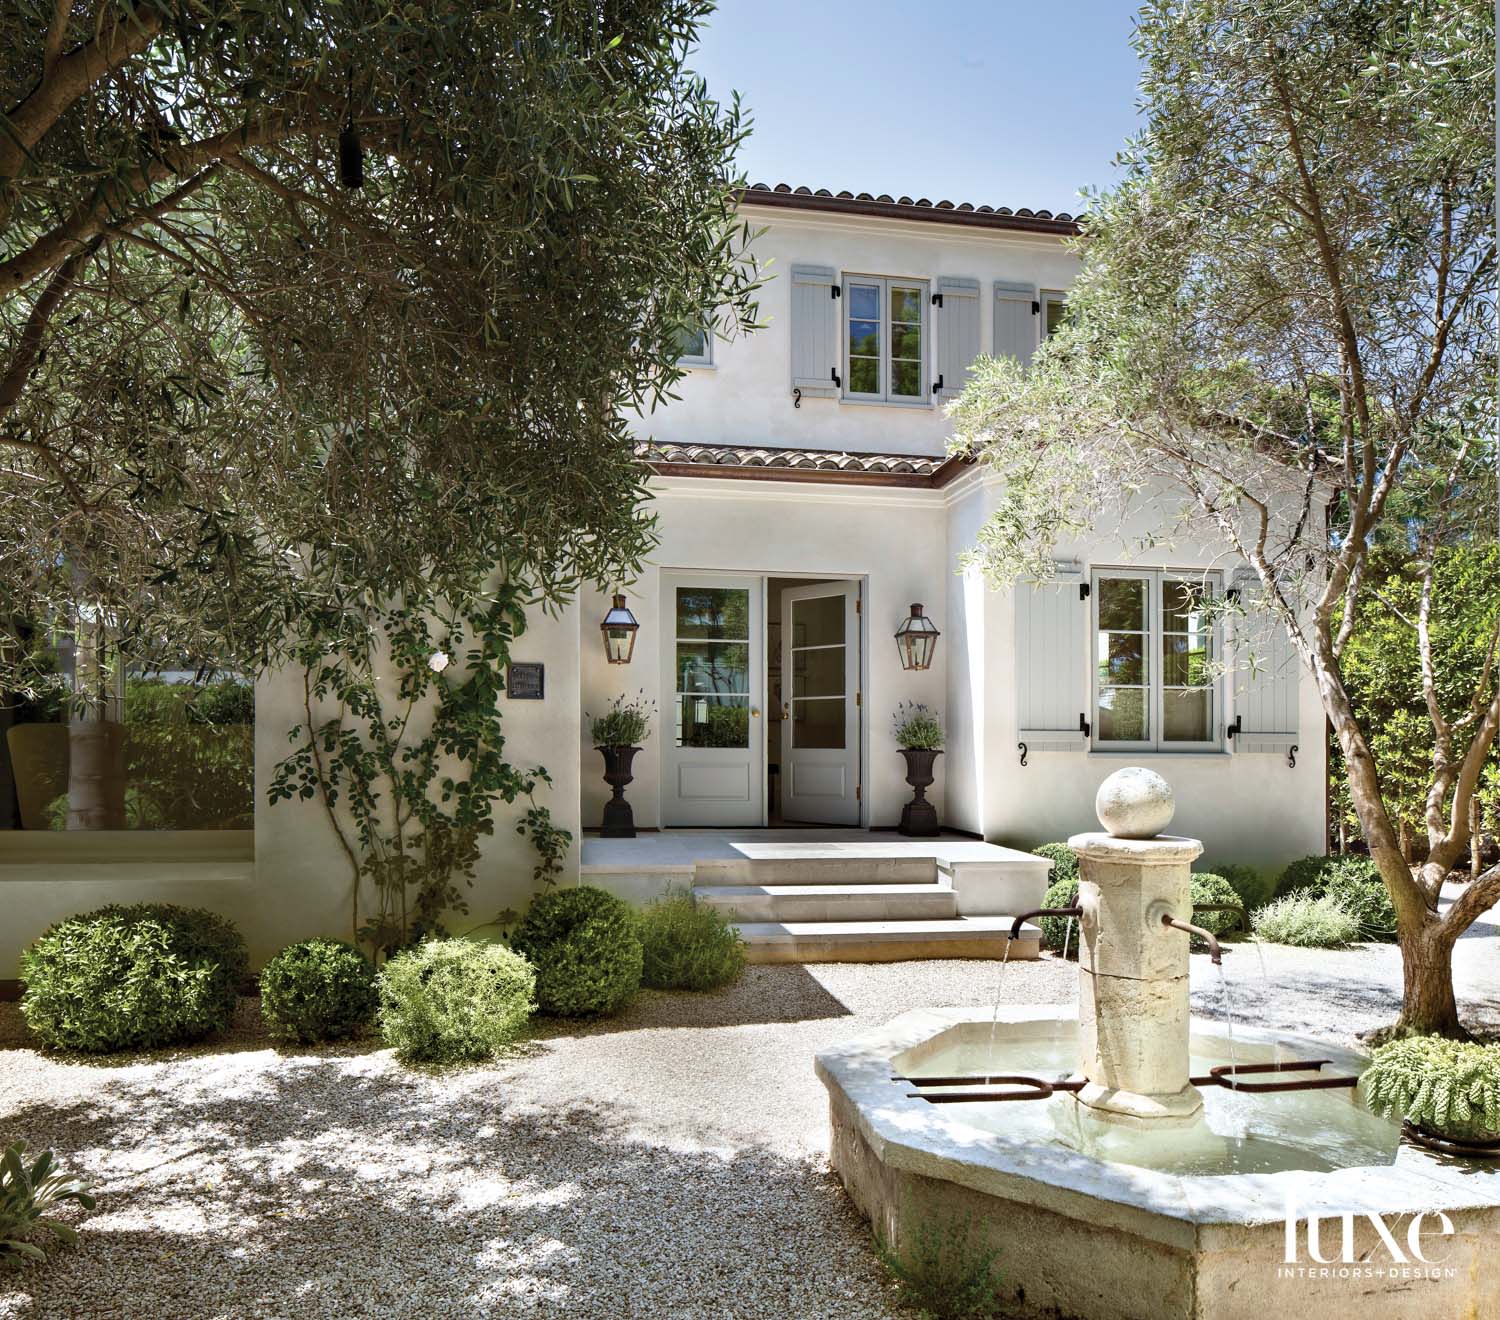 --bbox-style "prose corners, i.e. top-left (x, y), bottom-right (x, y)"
top-left (895, 603), bottom-right (940, 671)
top-left (601, 593), bottom-right (640, 665)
